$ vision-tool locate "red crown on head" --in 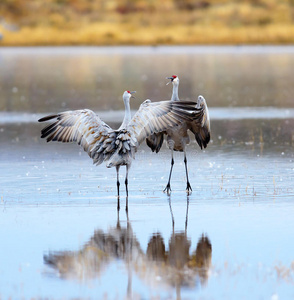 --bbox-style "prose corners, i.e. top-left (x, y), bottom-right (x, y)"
top-left (127, 91), bottom-right (131, 93)
top-left (172, 75), bottom-right (177, 78)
